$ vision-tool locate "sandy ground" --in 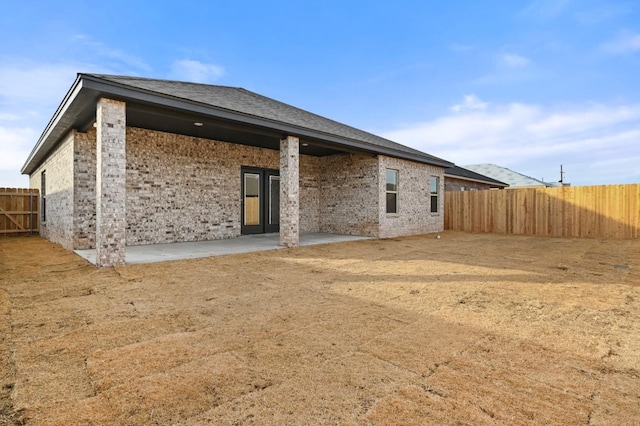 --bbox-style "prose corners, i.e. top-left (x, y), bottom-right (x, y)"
top-left (0, 232), bottom-right (638, 425)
